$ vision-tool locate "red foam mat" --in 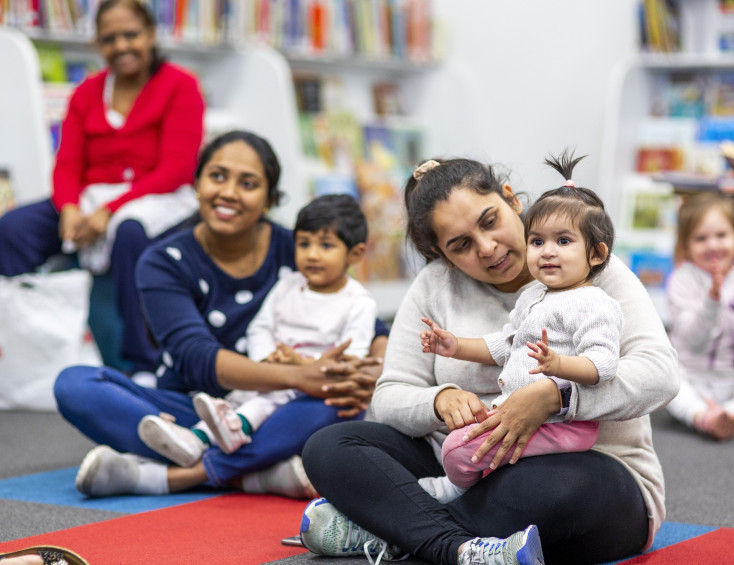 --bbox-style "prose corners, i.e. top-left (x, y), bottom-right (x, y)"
top-left (618, 527), bottom-right (734, 565)
top-left (0, 493), bottom-right (309, 564)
